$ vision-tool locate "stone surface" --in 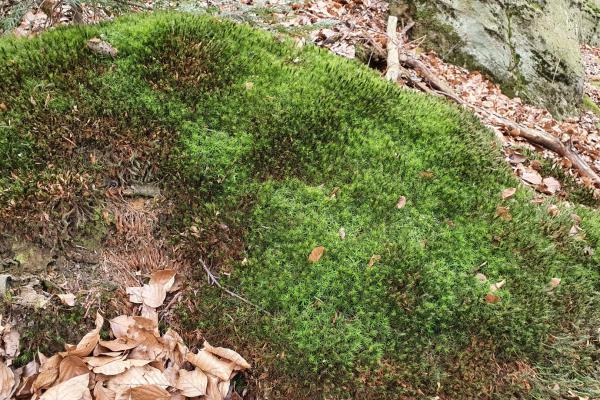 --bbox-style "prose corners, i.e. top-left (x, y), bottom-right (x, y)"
top-left (398, 0), bottom-right (589, 117)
